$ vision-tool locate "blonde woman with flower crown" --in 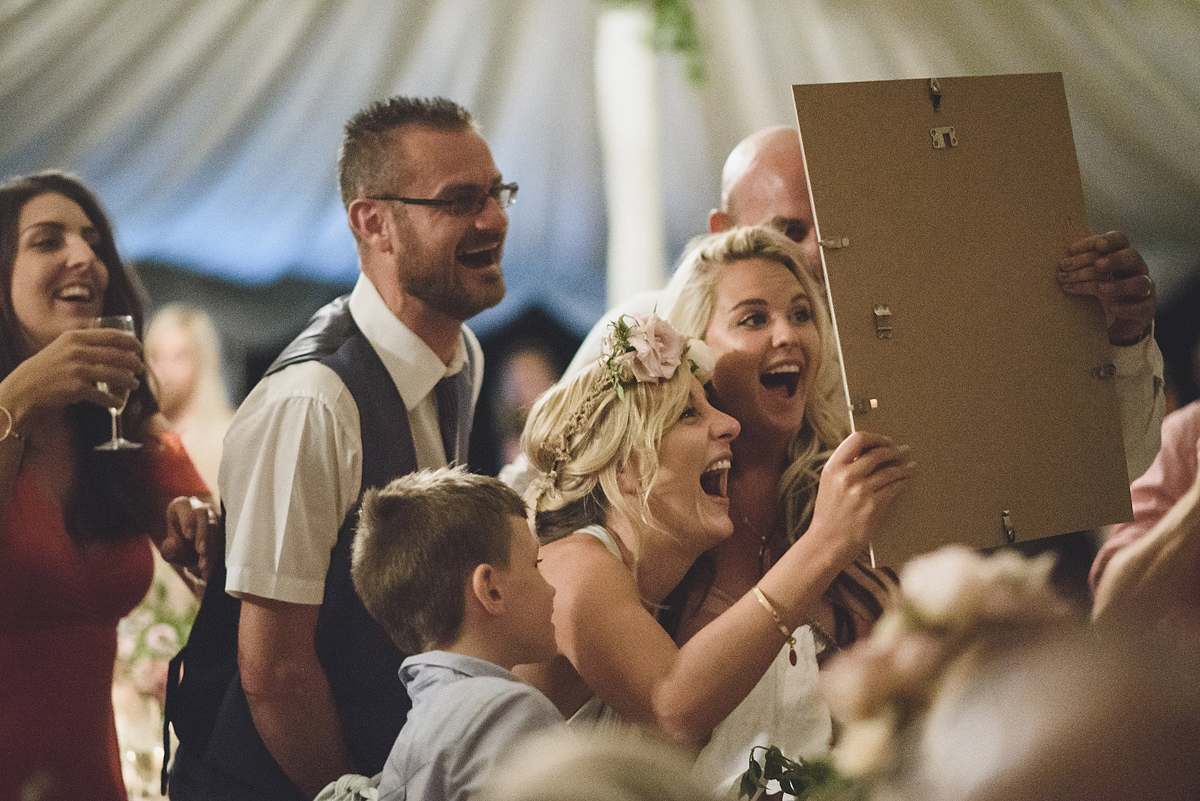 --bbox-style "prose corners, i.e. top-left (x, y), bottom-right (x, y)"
top-left (517, 312), bottom-right (912, 797)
